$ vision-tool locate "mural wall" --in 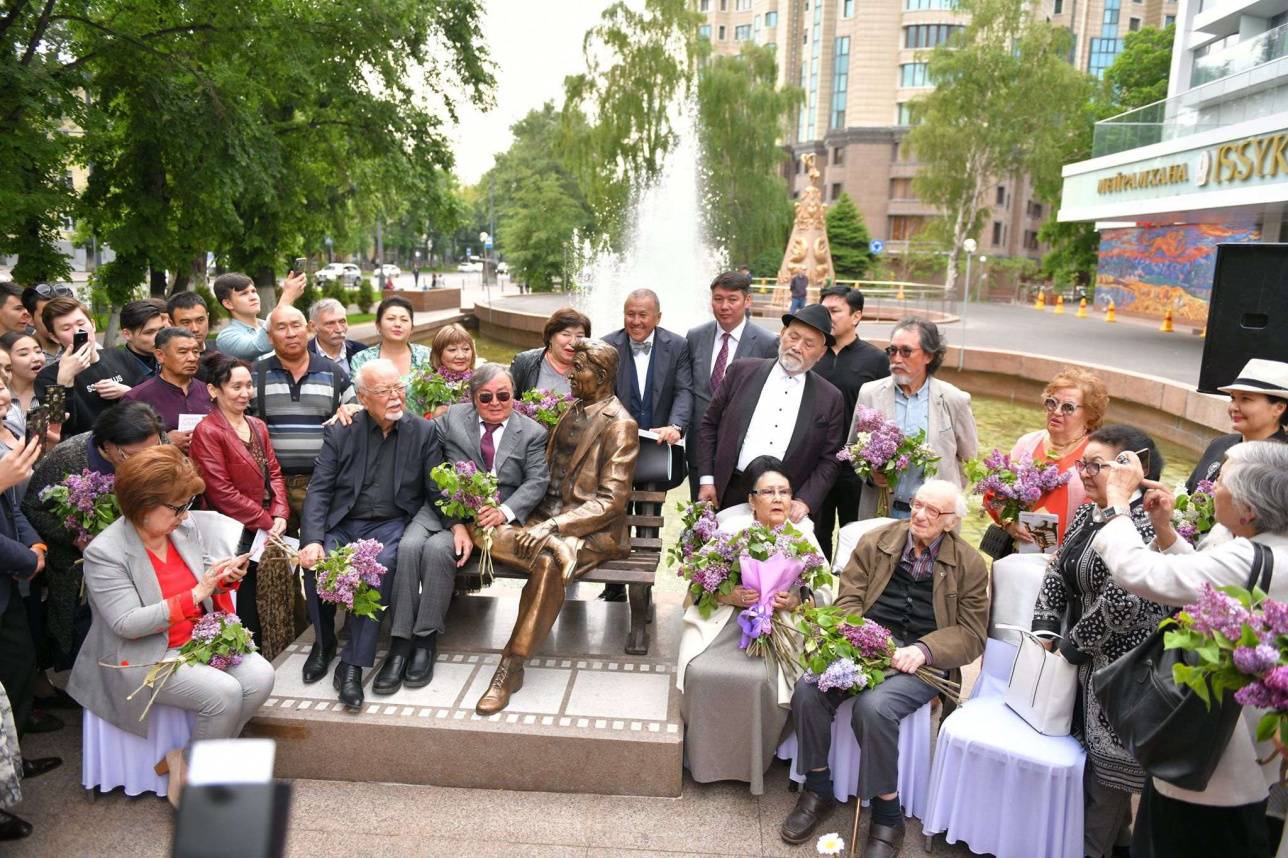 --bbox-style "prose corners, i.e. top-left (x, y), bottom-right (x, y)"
top-left (1095, 223), bottom-right (1261, 324)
